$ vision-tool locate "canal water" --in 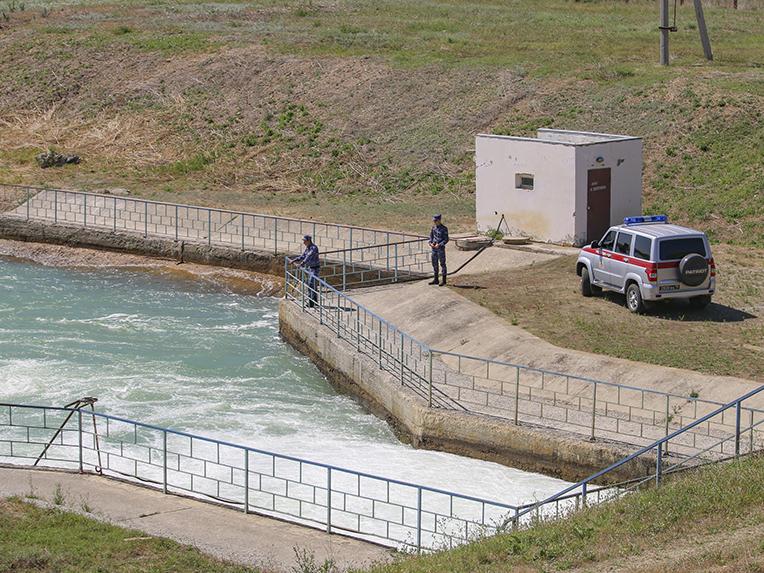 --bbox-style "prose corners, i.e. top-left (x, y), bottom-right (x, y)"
top-left (0, 257), bottom-right (570, 505)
